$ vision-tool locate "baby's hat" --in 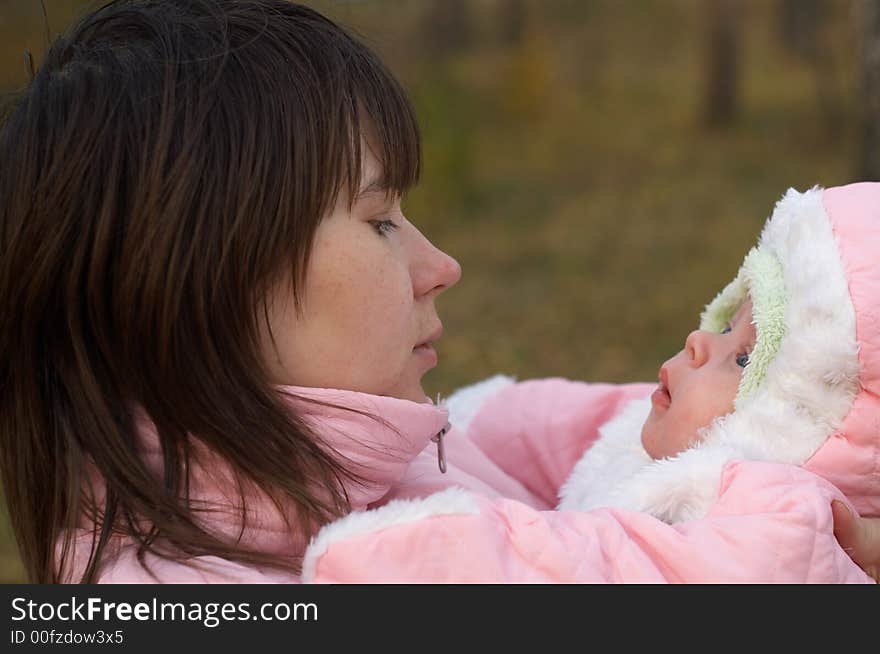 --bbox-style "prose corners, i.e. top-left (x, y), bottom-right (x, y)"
top-left (694, 186), bottom-right (860, 468)
top-left (699, 247), bottom-right (786, 406)
top-left (560, 184), bottom-right (880, 521)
